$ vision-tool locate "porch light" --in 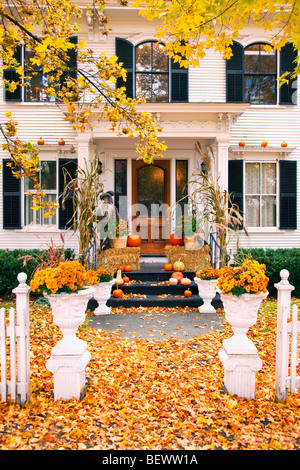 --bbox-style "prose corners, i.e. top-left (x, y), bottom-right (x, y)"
top-left (97, 158), bottom-right (103, 175)
top-left (201, 161), bottom-right (207, 174)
